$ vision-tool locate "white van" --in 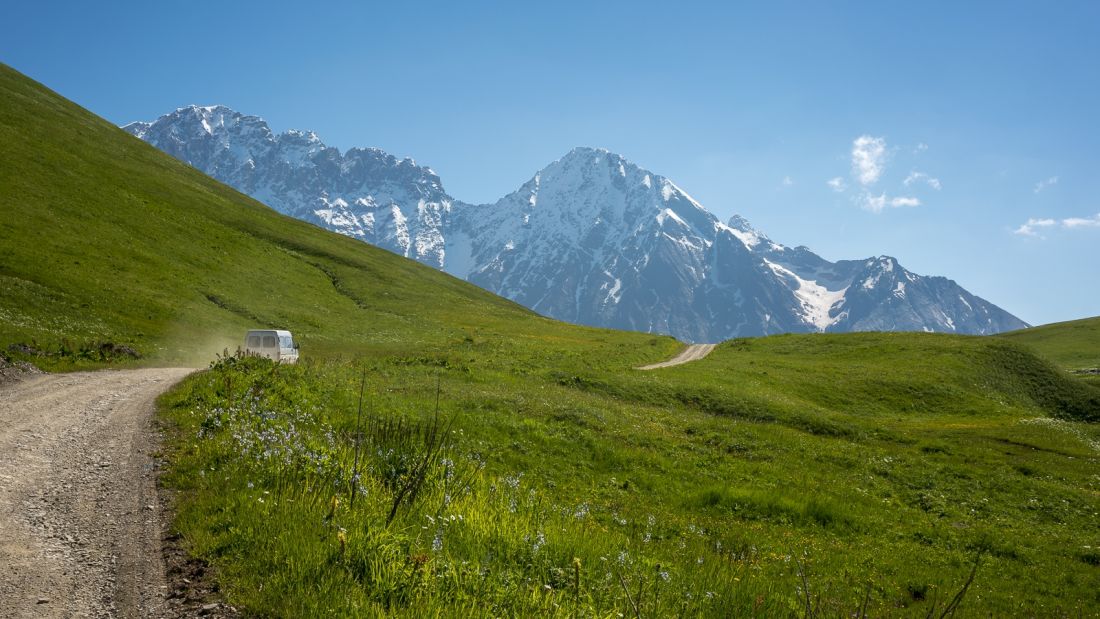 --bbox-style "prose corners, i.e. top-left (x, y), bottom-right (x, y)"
top-left (243, 329), bottom-right (299, 364)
